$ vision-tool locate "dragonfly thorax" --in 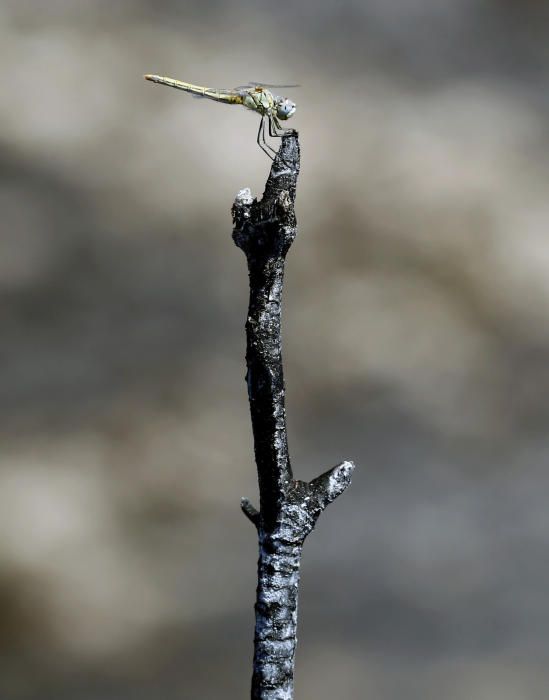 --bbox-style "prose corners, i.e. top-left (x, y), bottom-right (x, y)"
top-left (243, 89), bottom-right (296, 121)
top-left (242, 88), bottom-right (276, 115)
